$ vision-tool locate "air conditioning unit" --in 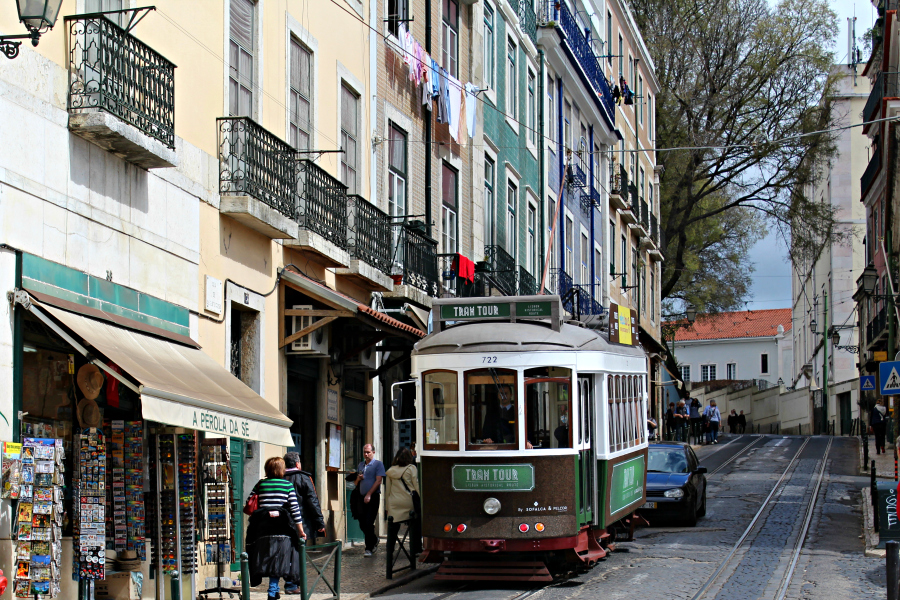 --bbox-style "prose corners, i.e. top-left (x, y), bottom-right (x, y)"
top-left (345, 345), bottom-right (377, 370)
top-left (288, 305), bottom-right (330, 356)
